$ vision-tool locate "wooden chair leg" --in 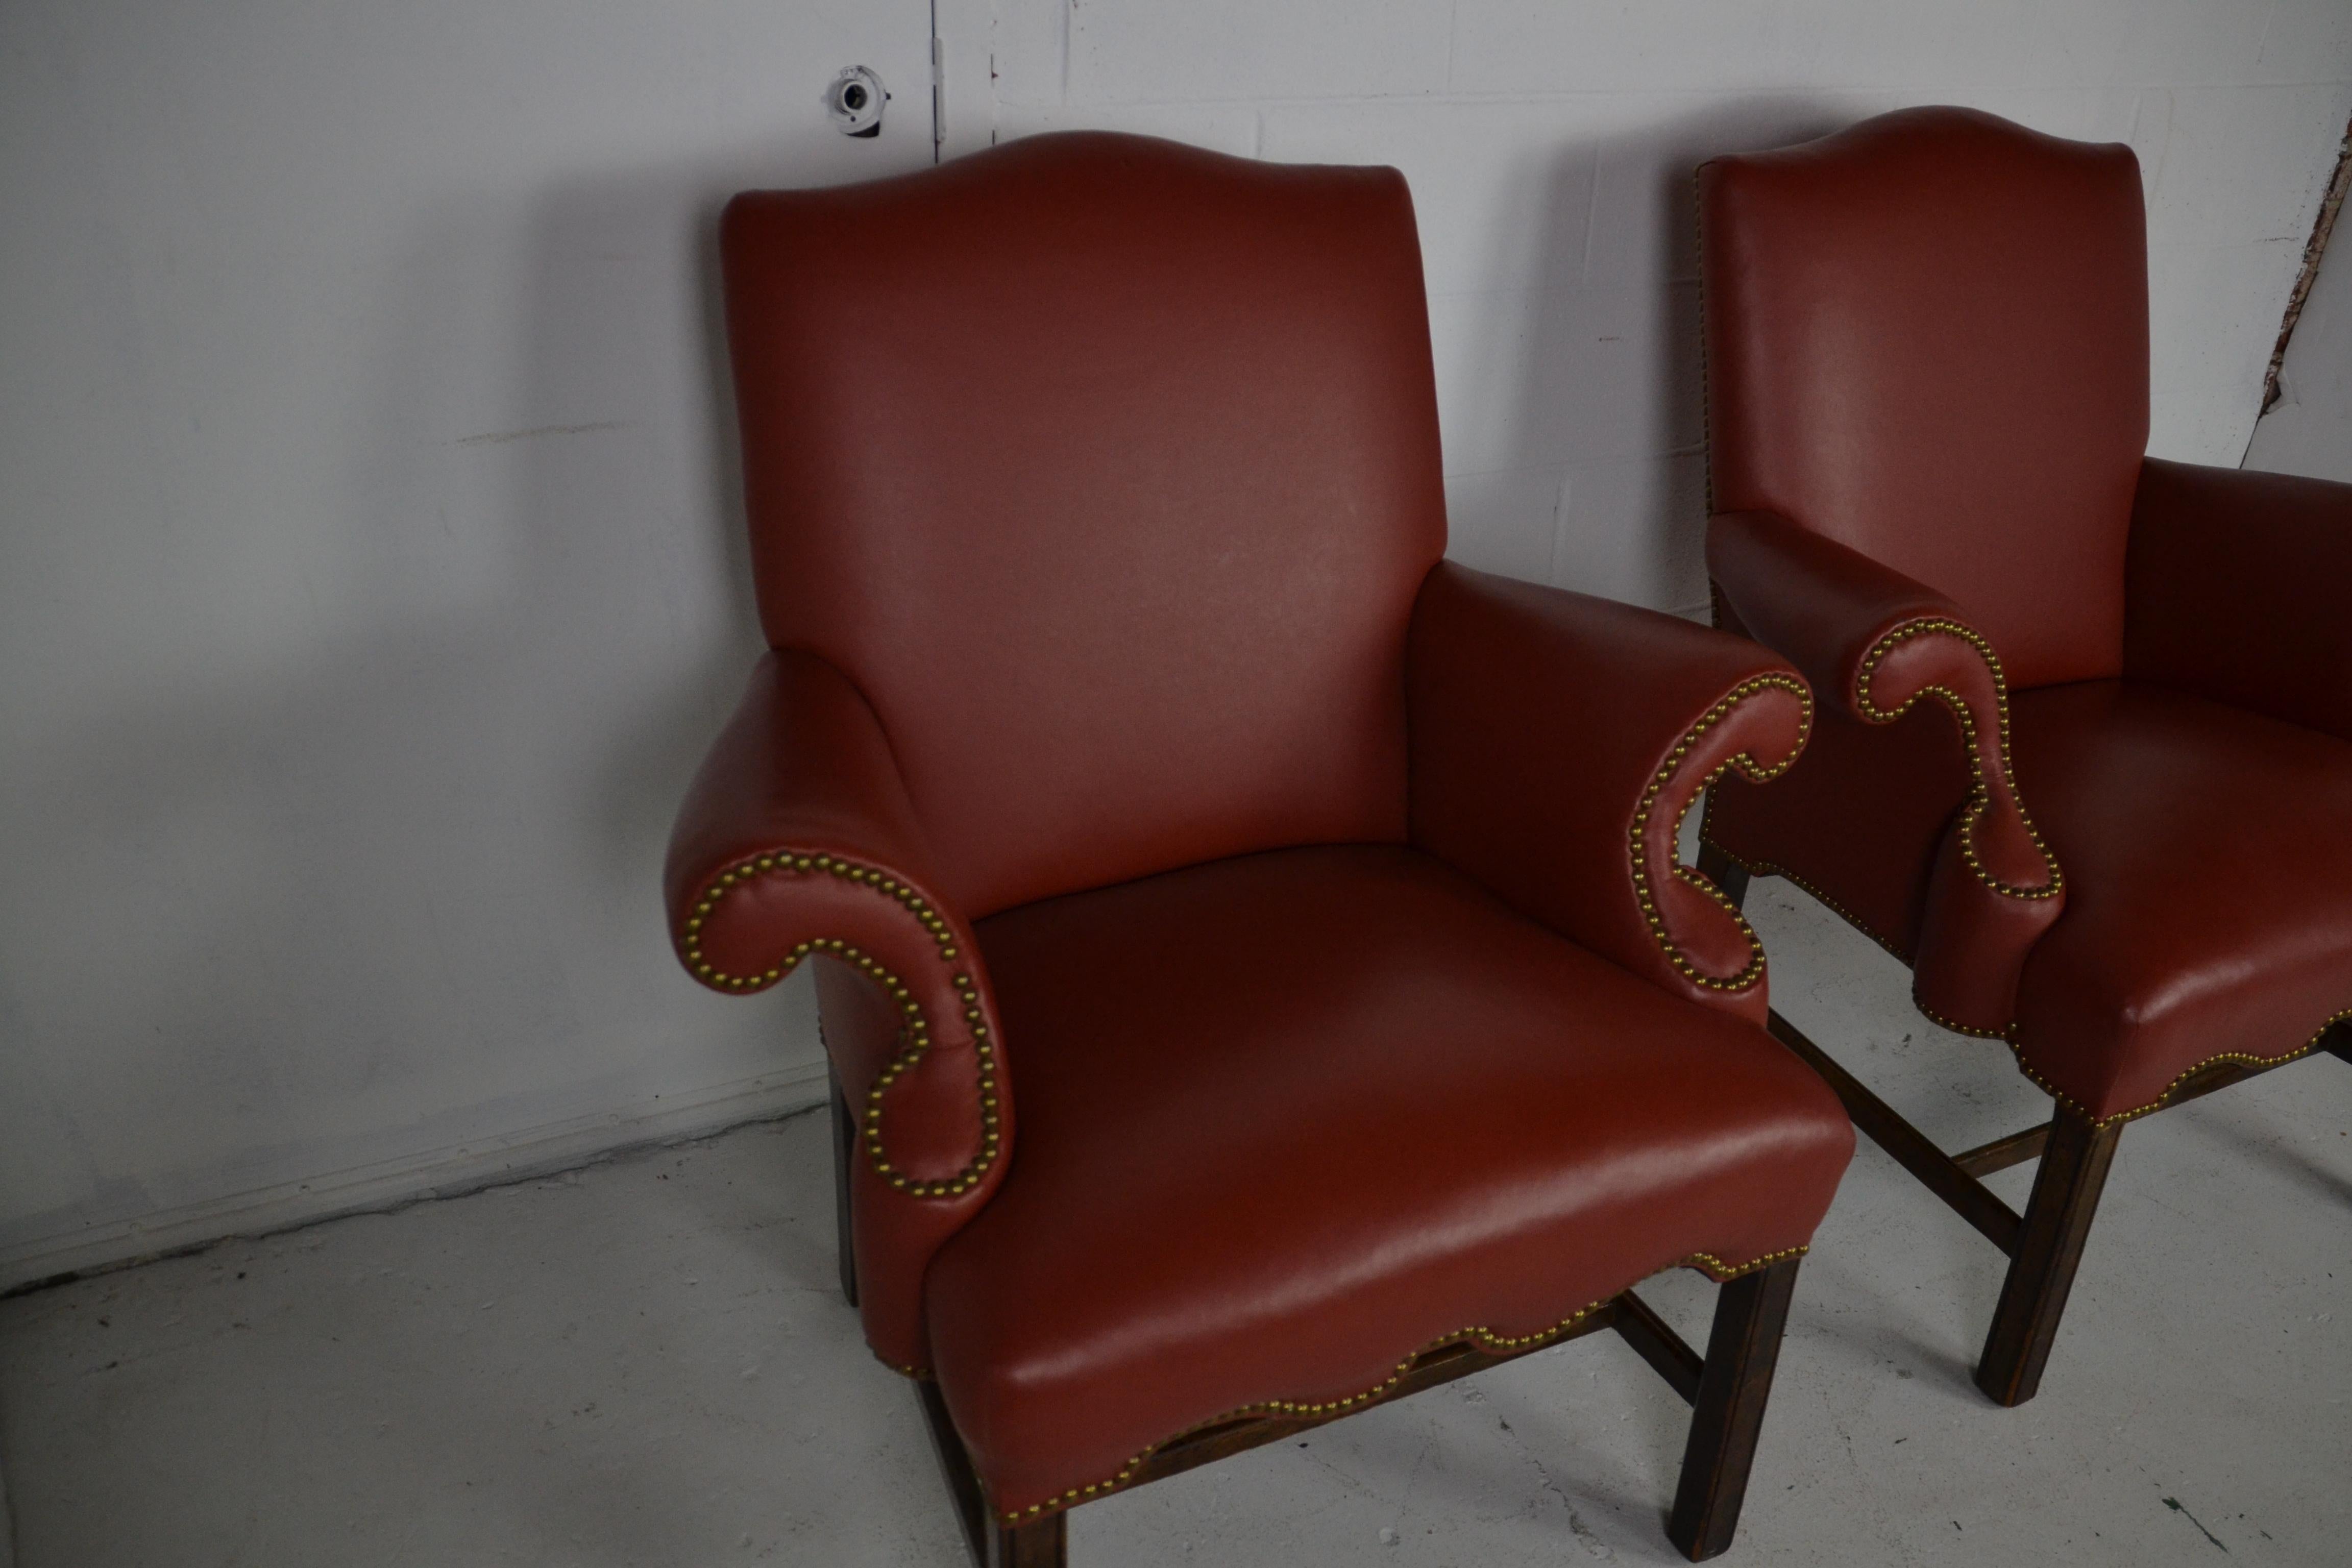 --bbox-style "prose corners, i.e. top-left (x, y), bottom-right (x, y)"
top-left (1974, 1108), bottom-right (2122, 1407)
top-left (828, 1068), bottom-right (857, 1307)
top-left (1667, 1257), bottom-right (1802, 1561)
top-left (918, 1374), bottom-right (1070, 1567)
top-left (1695, 841), bottom-right (1751, 911)
top-left (988, 1514), bottom-right (1067, 1567)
